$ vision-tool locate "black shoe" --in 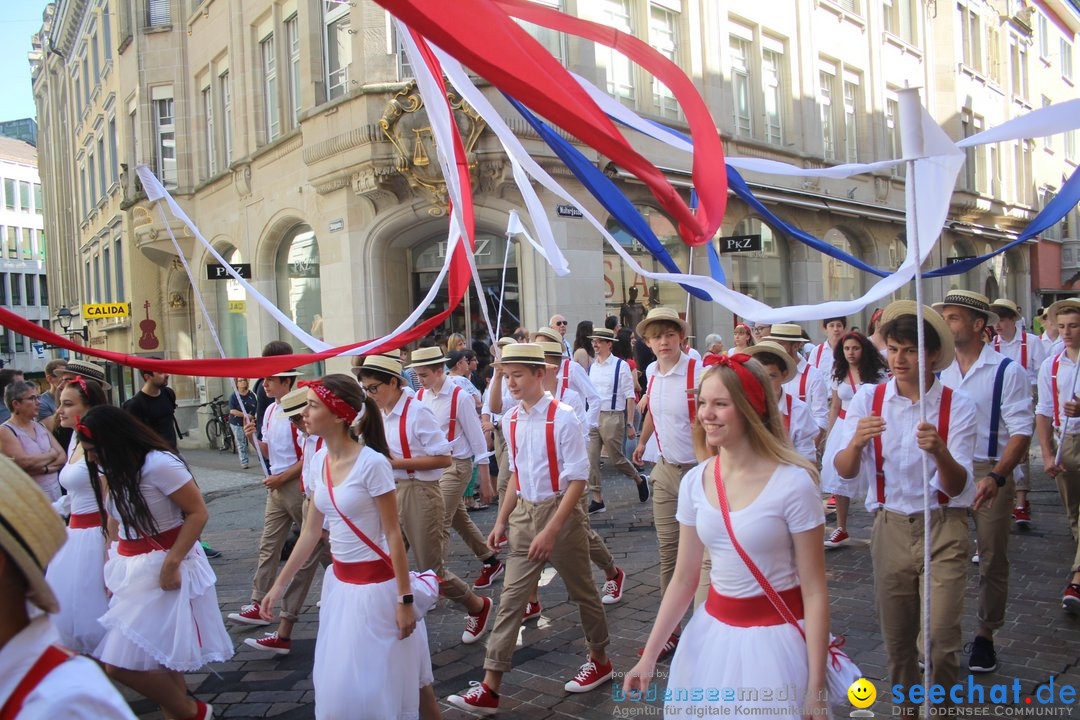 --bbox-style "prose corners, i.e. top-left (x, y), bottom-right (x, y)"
top-left (968, 636), bottom-right (998, 673)
top-left (588, 500), bottom-right (606, 515)
top-left (637, 475), bottom-right (650, 503)
top-left (200, 541), bottom-right (222, 559)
